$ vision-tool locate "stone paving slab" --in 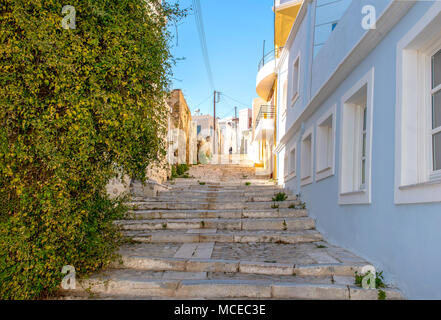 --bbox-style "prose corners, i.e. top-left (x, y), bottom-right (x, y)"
top-left (211, 242), bottom-right (367, 266)
top-left (139, 195), bottom-right (298, 202)
top-left (124, 229), bottom-right (324, 244)
top-left (129, 200), bottom-right (301, 210)
top-left (174, 243), bottom-right (214, 259)
top-left (117, 217), bottom-right (315, 231)
top-left (127, 209), bottom-right (308, 220)
top-left (68, 268), bottom-right (403, 299)
top-left (116, 242), bottom-right (366, 277)
top-left (186, 229), bottom-right (217, 234)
